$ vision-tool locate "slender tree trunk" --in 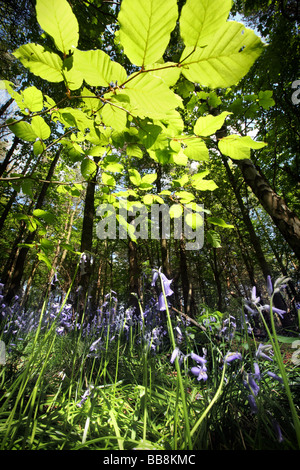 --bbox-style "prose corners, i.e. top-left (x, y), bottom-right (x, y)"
top-left (179, 235), bottom-right (196, 318)
top-left (0, 135), bottom-right (19, 177)
top-left (4, 148), bottom-right (61, 303)
top-left (76, 157), bottom-right (100, 313)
